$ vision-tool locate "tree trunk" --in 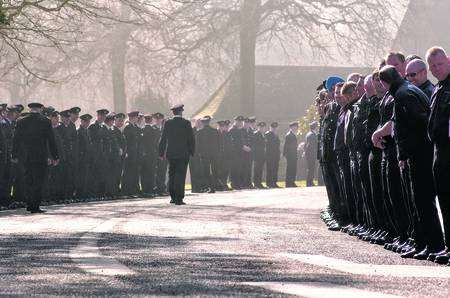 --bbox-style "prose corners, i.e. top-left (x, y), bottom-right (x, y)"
top-left (109, 6), bottom-right (132, 113)
top-left (239, 0), bottom-right (261, 116)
